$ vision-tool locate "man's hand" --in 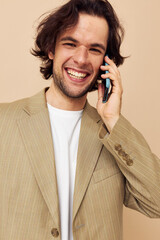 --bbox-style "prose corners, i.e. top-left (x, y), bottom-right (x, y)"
top-left (96, 56), bottom-right (123, 133)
